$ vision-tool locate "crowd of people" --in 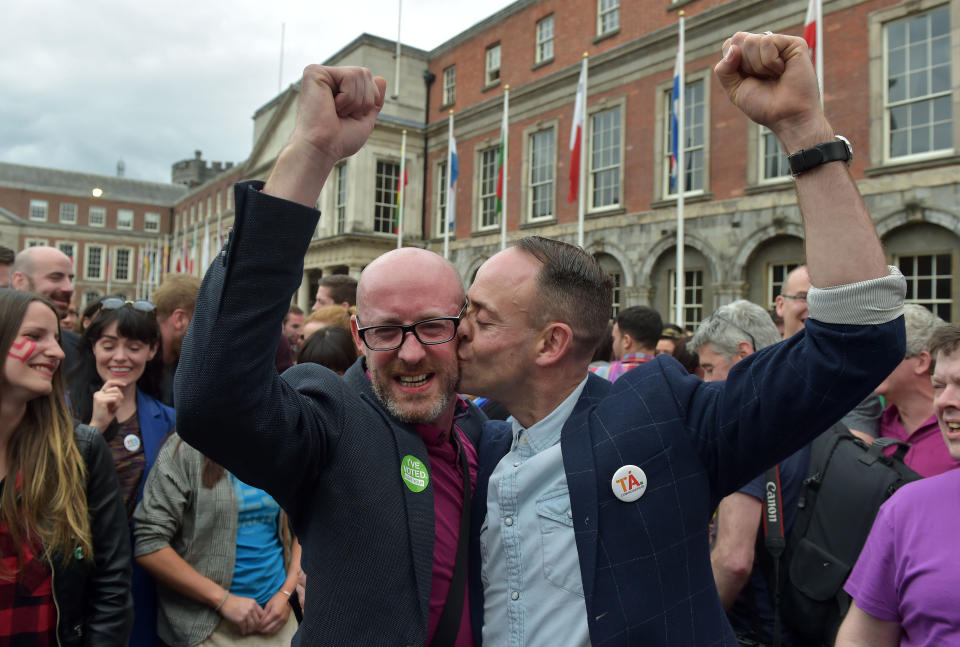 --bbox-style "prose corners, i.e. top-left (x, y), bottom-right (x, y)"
top-left (0, 29), bottom-right (957, 647)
